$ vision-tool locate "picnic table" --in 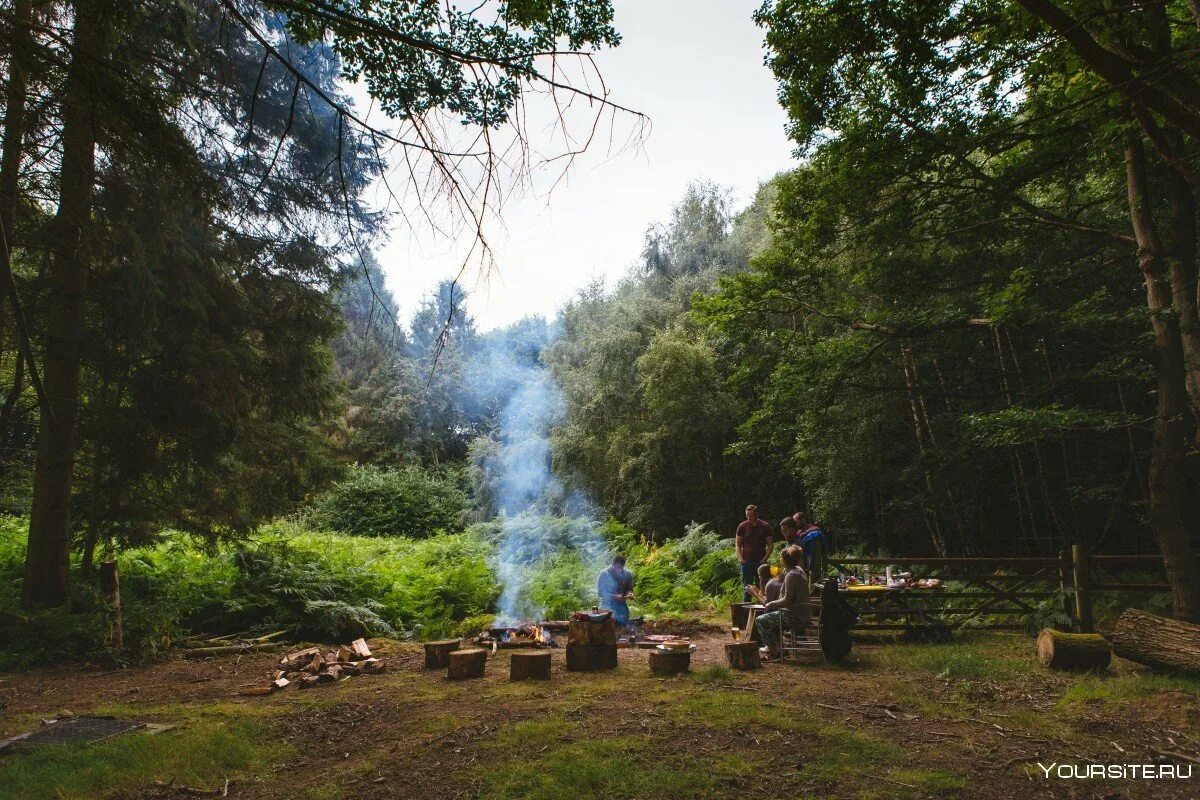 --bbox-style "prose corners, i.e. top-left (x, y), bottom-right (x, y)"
top-left (836, 583), bottom-right (947, 629)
